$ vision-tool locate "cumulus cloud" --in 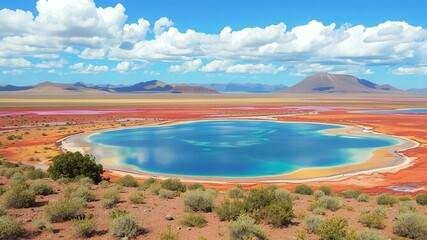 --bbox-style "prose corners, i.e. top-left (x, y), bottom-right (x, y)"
top-left (70, 62), bottom-right (108, 74)
top-left (392, 66), bottom-right (427, 75)
top-left (169, 59), bottom-right (286, 74)
top-left (154, 17), bottom-right (174, 36)
top-left (113, 61), bottom-right (141, 73)
top-left (290, 63), bottom-right (374, 76)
